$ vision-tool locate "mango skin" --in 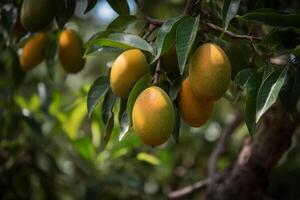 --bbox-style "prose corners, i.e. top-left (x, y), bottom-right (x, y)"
top-left (21, 0), bottom-right (55, 32)
top-left (133, 86), bottom-right (175, 146)
top-left (110, 49), bottom-right (148, 98)
top-left (161, 47), bottom-right (179, 74)
top-left (58, 29), bottom-right (86, 74)
top-left (189, 43), bottom-right (231, 101)
top-left (178, 79), bottom-right (213, 127)
top-left (20, 32), bottom-right (47, 71)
